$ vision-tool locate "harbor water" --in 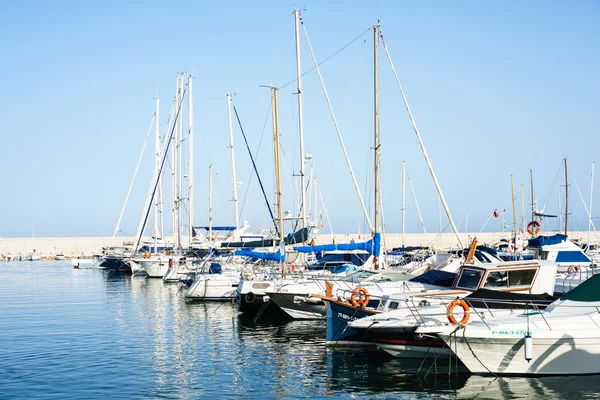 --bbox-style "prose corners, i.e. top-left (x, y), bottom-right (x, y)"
top-left (1, 262), bottom-right (600, 399)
